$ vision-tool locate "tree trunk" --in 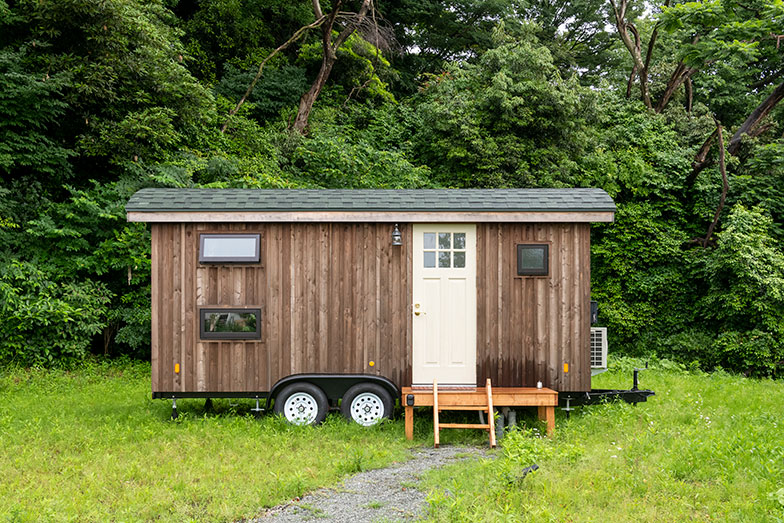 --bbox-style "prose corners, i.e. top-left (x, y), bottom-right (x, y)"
top-left (728, 80), bottom-right (784, 155)
top-left (220, 16), bottom-right (327, 133)
top-left (292, 53), bottom-right (337, 133)
top-left (290, 0), bottom-right (371, 134)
